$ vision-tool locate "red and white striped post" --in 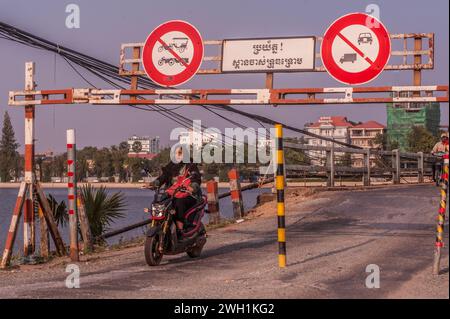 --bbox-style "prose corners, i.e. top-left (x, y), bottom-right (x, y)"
top-left (206, 180), bottom-right (220, 224)
top-left (23, 61), bottom-right (36, 257)
top-left (228, 168), bottom-right (244, 219)
top-left (67, 129), bottom-right (79, 261)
